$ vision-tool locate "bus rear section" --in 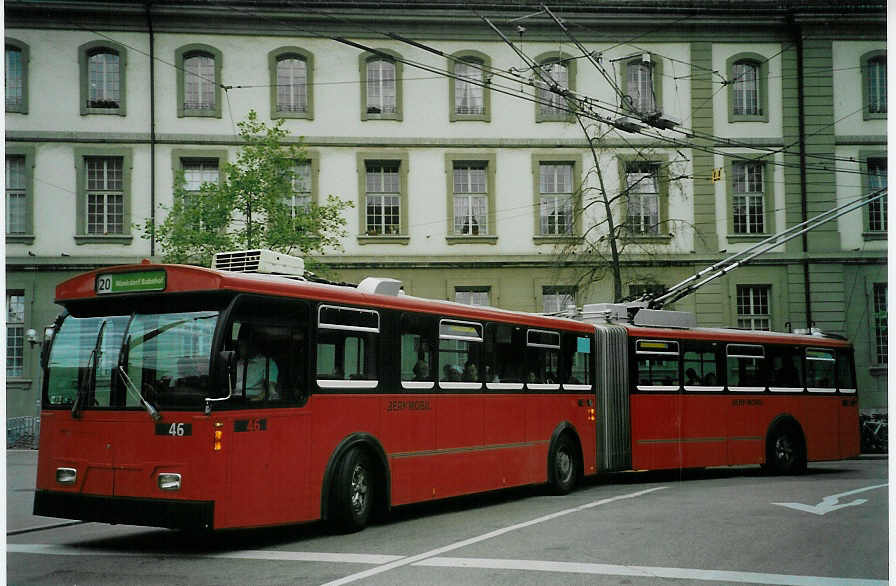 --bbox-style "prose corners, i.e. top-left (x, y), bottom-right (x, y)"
top-left (590, 317), bottom-right (860, 474)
